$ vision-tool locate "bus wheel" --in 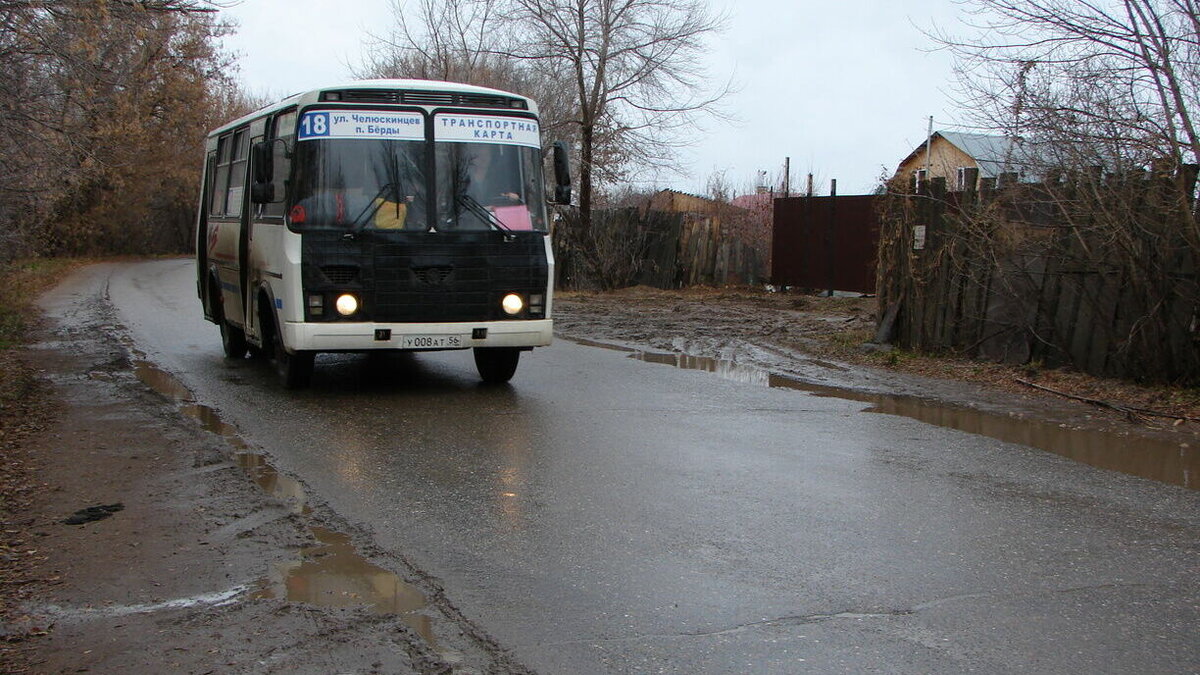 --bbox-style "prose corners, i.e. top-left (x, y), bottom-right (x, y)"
top-left (263, 305), bottom-right (313, 389)
top-left (474, 347), bottom-right (520, 384)
top-left (212, 279), bottom-right (247, 359)
top-left (273, 337), bottom-right (314, 389)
